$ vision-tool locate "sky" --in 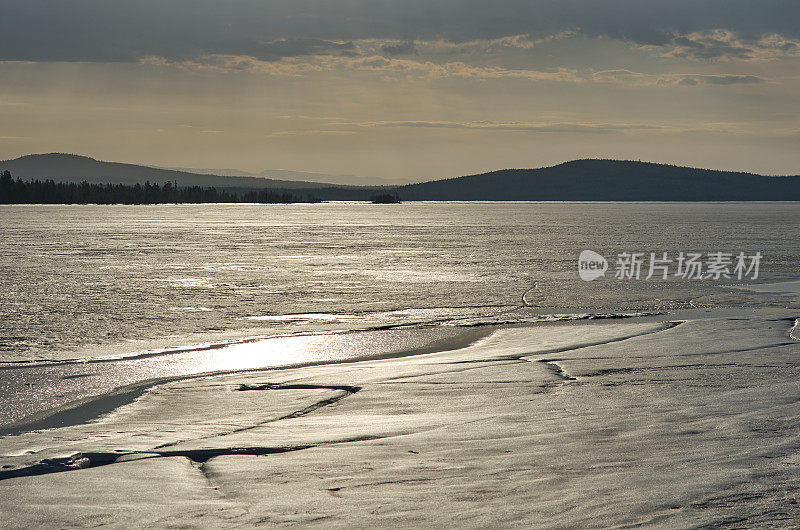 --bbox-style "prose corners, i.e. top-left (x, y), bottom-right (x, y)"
top-left (1, 0), bottom-right (799, 181)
